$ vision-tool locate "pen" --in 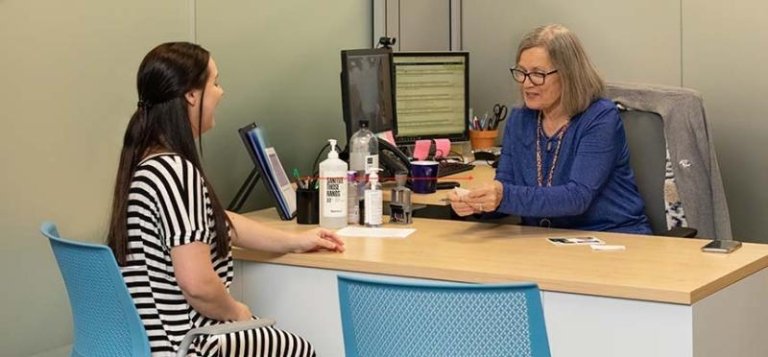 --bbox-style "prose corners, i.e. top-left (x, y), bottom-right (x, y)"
top-left (292, 168), bottom-right (305, 189)
top-left (487, 116), bottom-right (496, 130)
